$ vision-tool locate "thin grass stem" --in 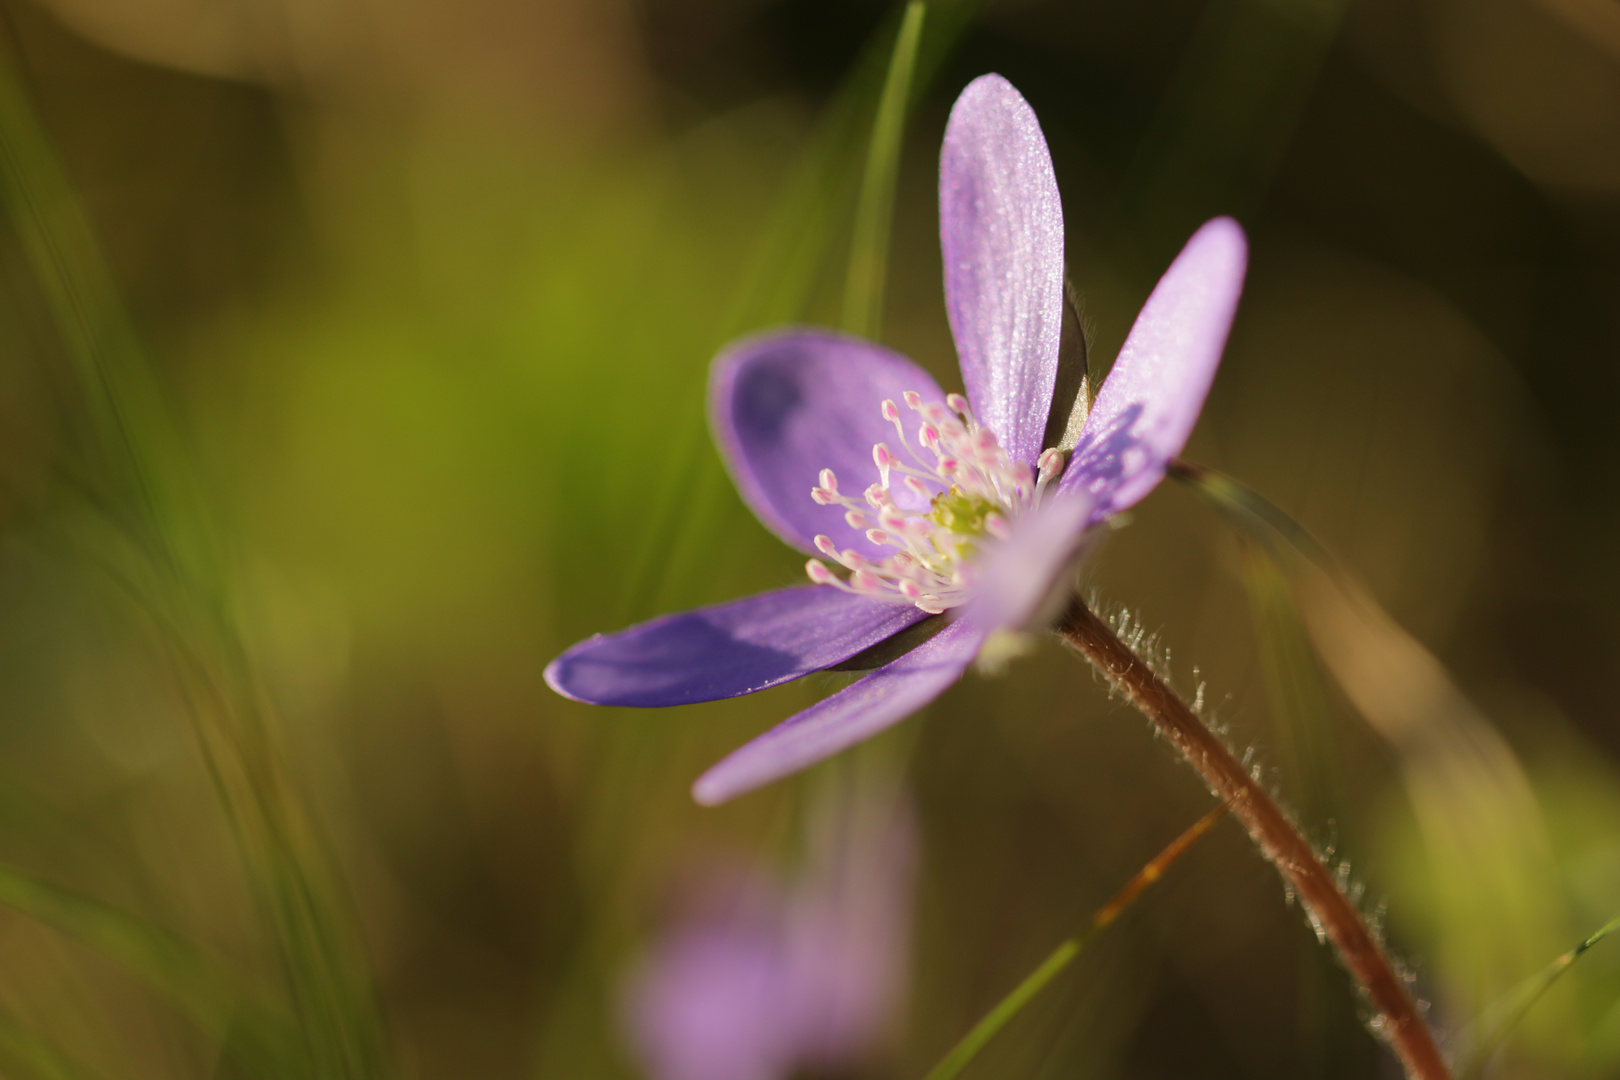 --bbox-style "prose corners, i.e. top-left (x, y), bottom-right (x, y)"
top-left (841, 0), bottom-right (926, 339)
top-left (924, 803), bottom-right (1227, 1080)
top-left (1456, 911), bottom-right (1620, 1076)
